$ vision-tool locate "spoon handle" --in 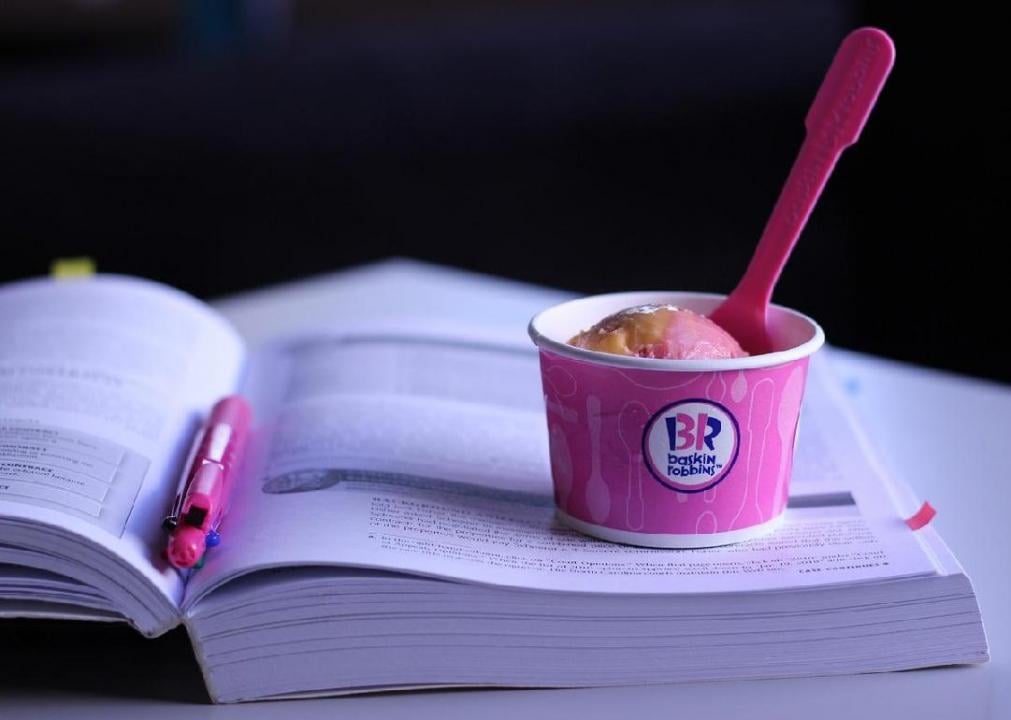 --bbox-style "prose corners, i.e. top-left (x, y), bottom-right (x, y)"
top-left (731, 27), bottom-right (895, 311)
